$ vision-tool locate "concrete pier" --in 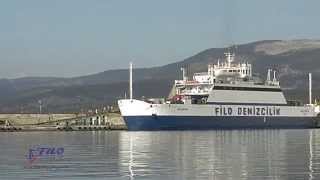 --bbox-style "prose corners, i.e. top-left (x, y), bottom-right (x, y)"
top-left (0, 113), bottom-right (127, 132)
top-left (0, 114), bottom-right (78, 125)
